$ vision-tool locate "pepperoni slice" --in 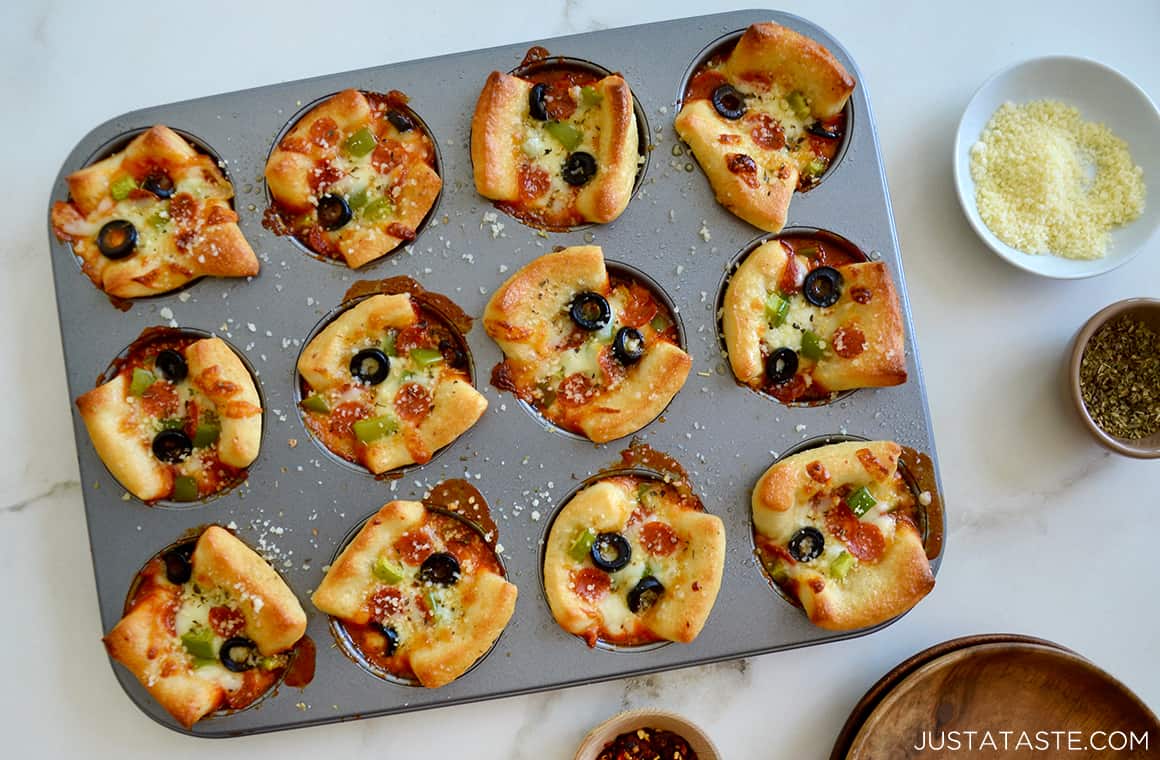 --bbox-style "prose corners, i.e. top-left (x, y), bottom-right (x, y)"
top-left (309, 162), bottom-right (343, 193)
top-left (371, 139), bottom-right (407, 174)
top-left (851, 286), bottom-right (872, 304)
top-left (394, 382), bottom-right (432, 424)
top-left (824, 502), bottom-right (885, 562)
top-left (748, 113), bottom-right (785, 150)
top-left (558, 373), bottom-right (596, 406)
top-left (778, 244), bottom-right (805, 294)
top-left (545, 79), bottom-right (578, 121)
top-left (329, 401), bottom-right (367, 439)
top-left (571, 567), bottom-right (611, 603)
top-left (618, 282), bottom-right (659, 328)
top-left (832, 325), bottom-right (867, 359)
top-left (369, 587), bottom-right (405, 619)
top-left (208, 606), bottom-right (246, 638)
top-left (725, 153), bottom-right (759, 188)
top-left (309, 117), bottom-right (340, 148)
top-left (639, 522), bottom-right (681, 556)
top-left (769, 373), bottom-right (809, 403)
top-left (306, 225), bottom-right (339, 257)
top-left (518, 164), bottom-right (551, 200)
top-left (806, 460), bottom-right (831, 484)
top-left (394, 324), bottom-right (429, 354)
top-left (139, 380), bottom-right (179, 418)
top-left (394, 529), bottom-right (434, 565)
top-left (168, 193), bottom-right (197, 224)
top-left (597, 346), bottom-right (627, 386)
top-left (856, 447), bottom-right (889, 481)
